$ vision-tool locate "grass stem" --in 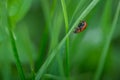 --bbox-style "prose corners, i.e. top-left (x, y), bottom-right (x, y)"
top-left (5, 3), bottom-right (26, 80)
top-left (60, 0), bottom-right (70, 78)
